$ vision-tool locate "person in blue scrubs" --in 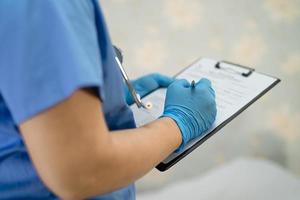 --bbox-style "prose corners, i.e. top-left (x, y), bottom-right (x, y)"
top-left (0, 1), bottom-right (216, 199)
